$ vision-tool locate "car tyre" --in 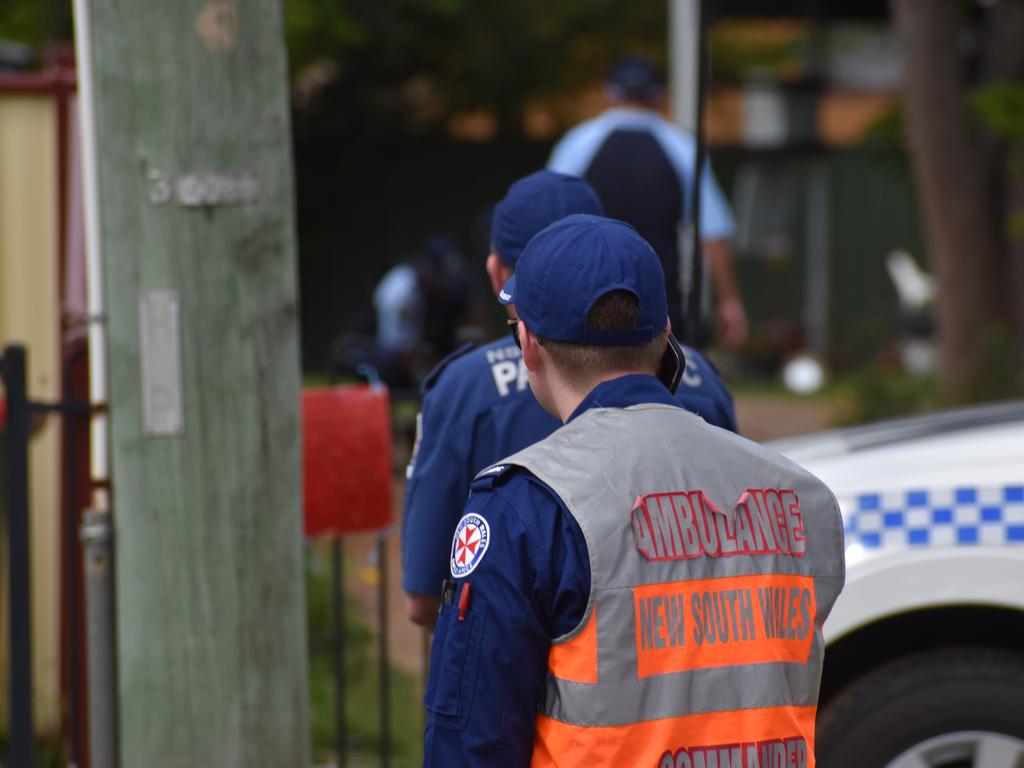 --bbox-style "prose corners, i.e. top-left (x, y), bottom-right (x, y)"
top-left (817, 648), bottom-right (1024, 768)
